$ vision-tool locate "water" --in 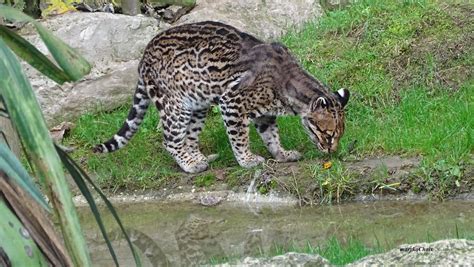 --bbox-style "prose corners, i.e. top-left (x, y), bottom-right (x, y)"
top-left (78, 200), bottom-right (474, 266)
